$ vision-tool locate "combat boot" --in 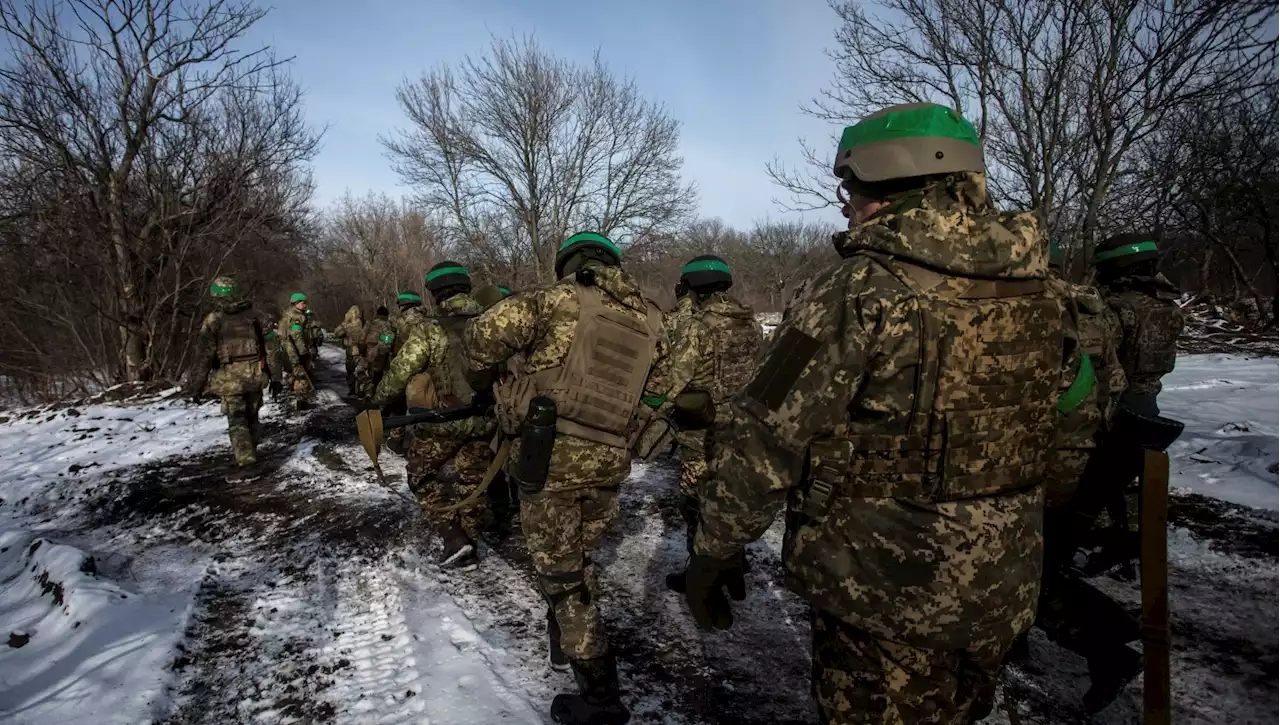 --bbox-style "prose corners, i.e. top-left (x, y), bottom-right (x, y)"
top-left (664, 495), bottom-right (700, 592)
top-left (547, 608), bottom-right (569, 668)
top-left (438, 517), bottom-right (477, 569)
top-left (1083, 645), bottom-right (1142, 713)
top-left (550, 653), bottom-right (630, 725)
